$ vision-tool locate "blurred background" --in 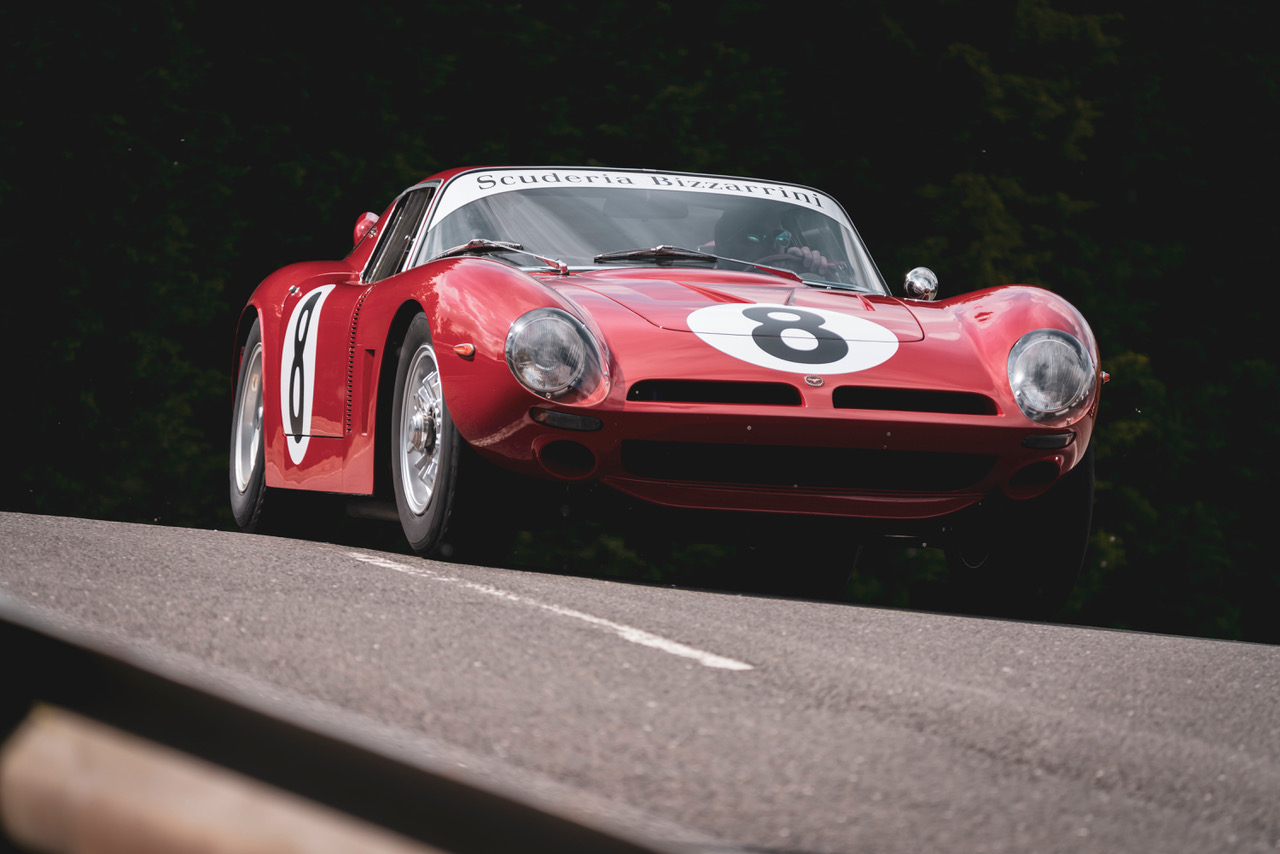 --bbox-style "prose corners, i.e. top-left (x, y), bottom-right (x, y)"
top-left (4, 1), bottom-right (1276, 642)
